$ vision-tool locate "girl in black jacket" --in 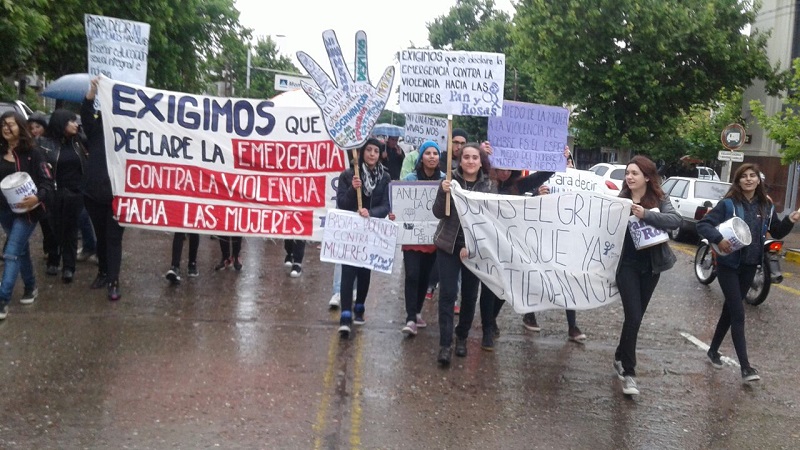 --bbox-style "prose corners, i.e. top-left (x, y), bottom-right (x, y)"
top-left (335, 138), bottom-right (391, 337)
